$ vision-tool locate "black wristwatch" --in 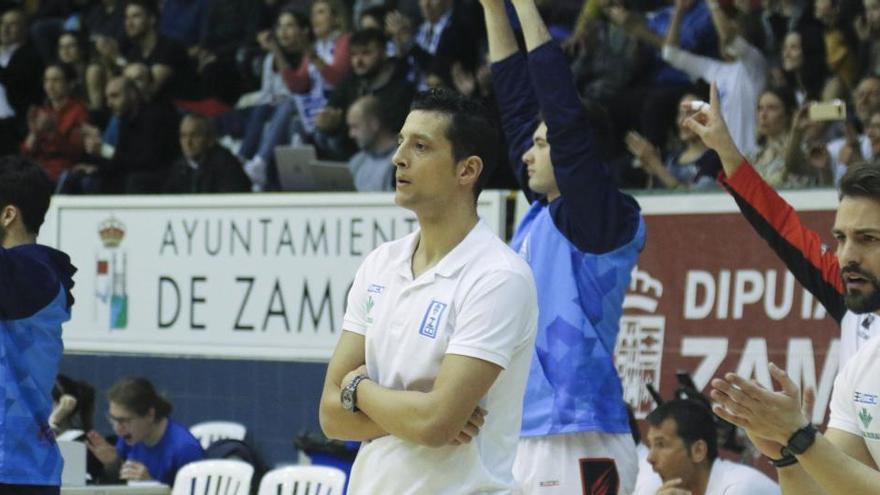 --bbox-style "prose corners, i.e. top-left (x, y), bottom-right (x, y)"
top-left (781, 423), bottom-right (818, 456)
top-left (341, 374), bottom-right (369, 413)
